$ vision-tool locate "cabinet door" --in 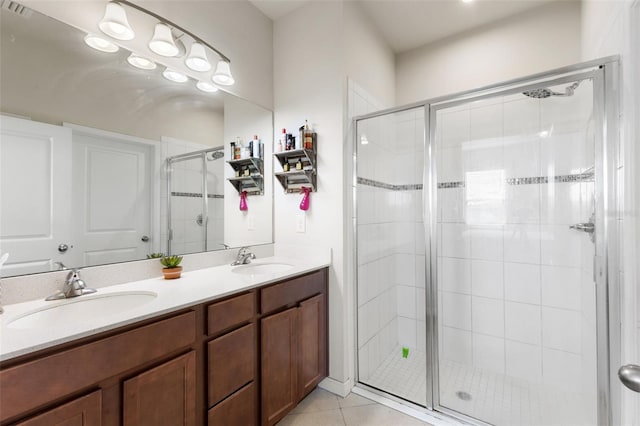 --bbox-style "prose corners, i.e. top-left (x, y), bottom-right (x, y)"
top-left (16, 391), bottom-right (101, 426)
top-left (261, 308), bottom-right (297, 426)
top-left (298, 294), bottom-right (327, 400)
top-left (123, 351), bottom-right (196, 426)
